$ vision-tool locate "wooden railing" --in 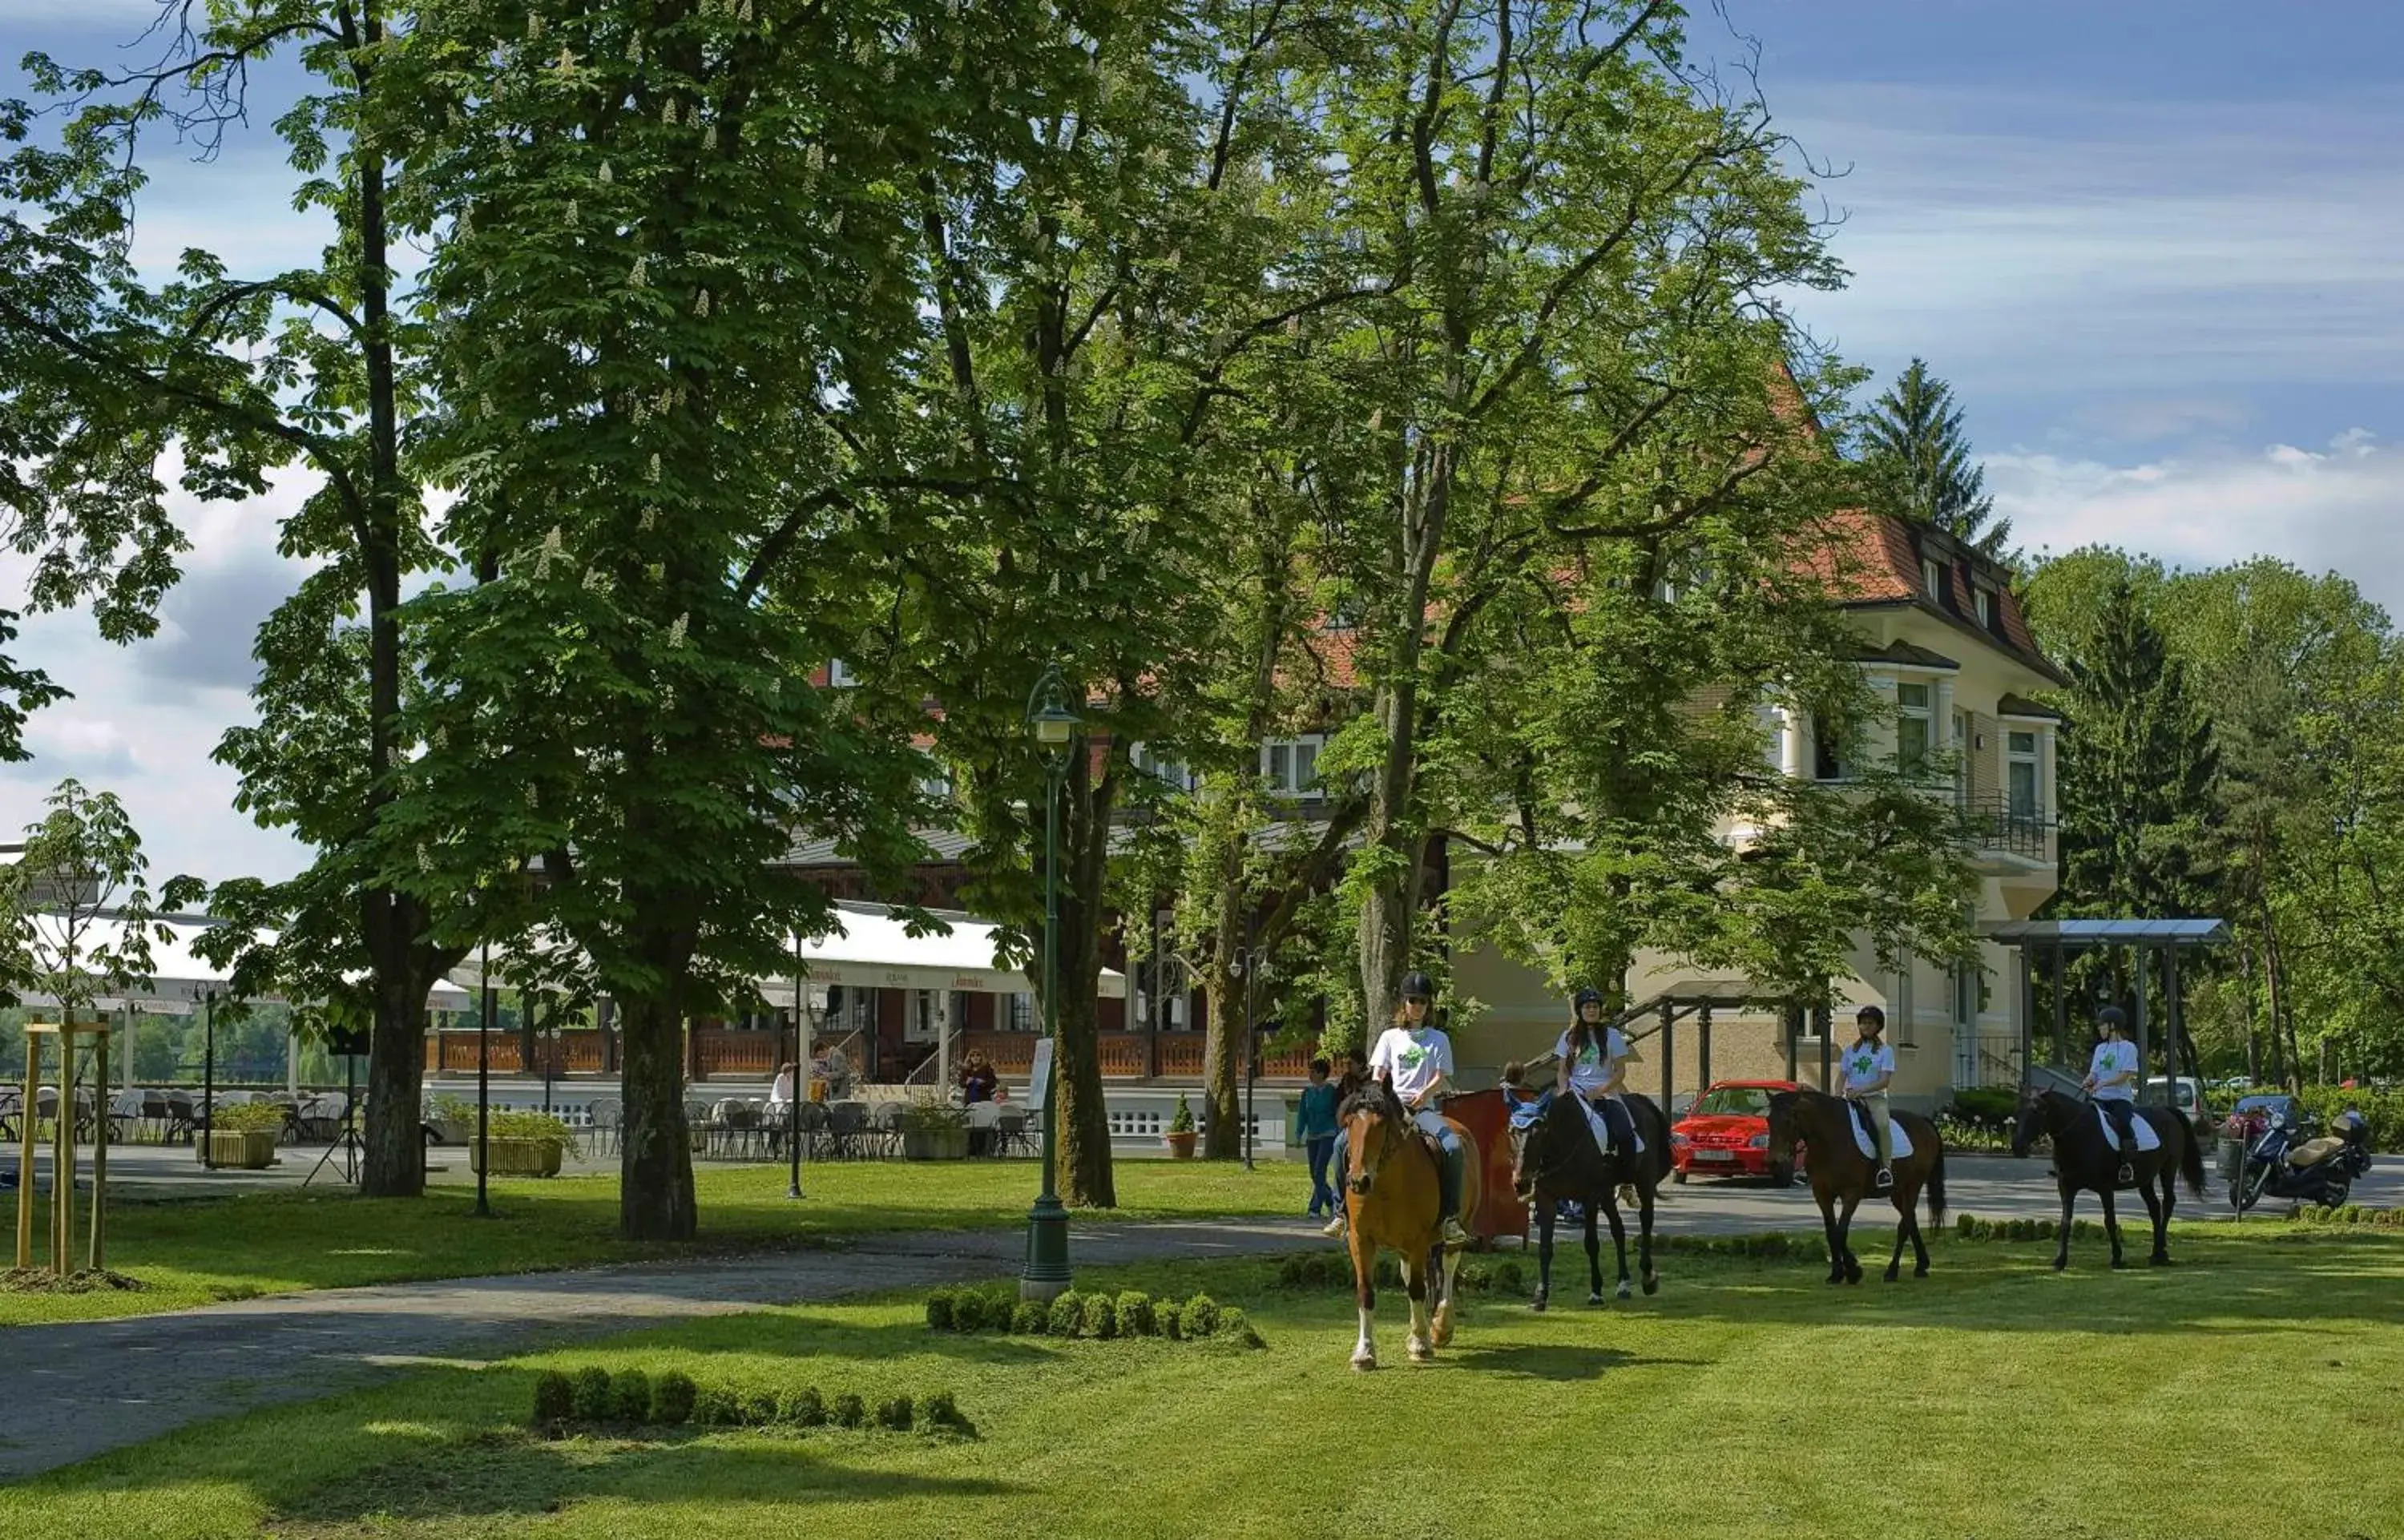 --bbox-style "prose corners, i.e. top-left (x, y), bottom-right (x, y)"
top-left (961, 1030), bottom-right (1317, 1080)
top-left (416, 1026), bottom-right (1309, 1082)
top-left (693, 1027), bottom-right (778, 1078)
top-left (426, 1030), bottom-right (611, 1075)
